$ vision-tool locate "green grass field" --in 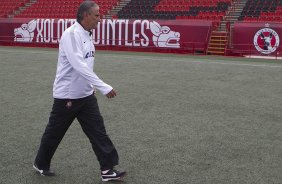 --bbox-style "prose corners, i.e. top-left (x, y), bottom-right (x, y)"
top-left (1, 46), bottom-right (282, 184)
